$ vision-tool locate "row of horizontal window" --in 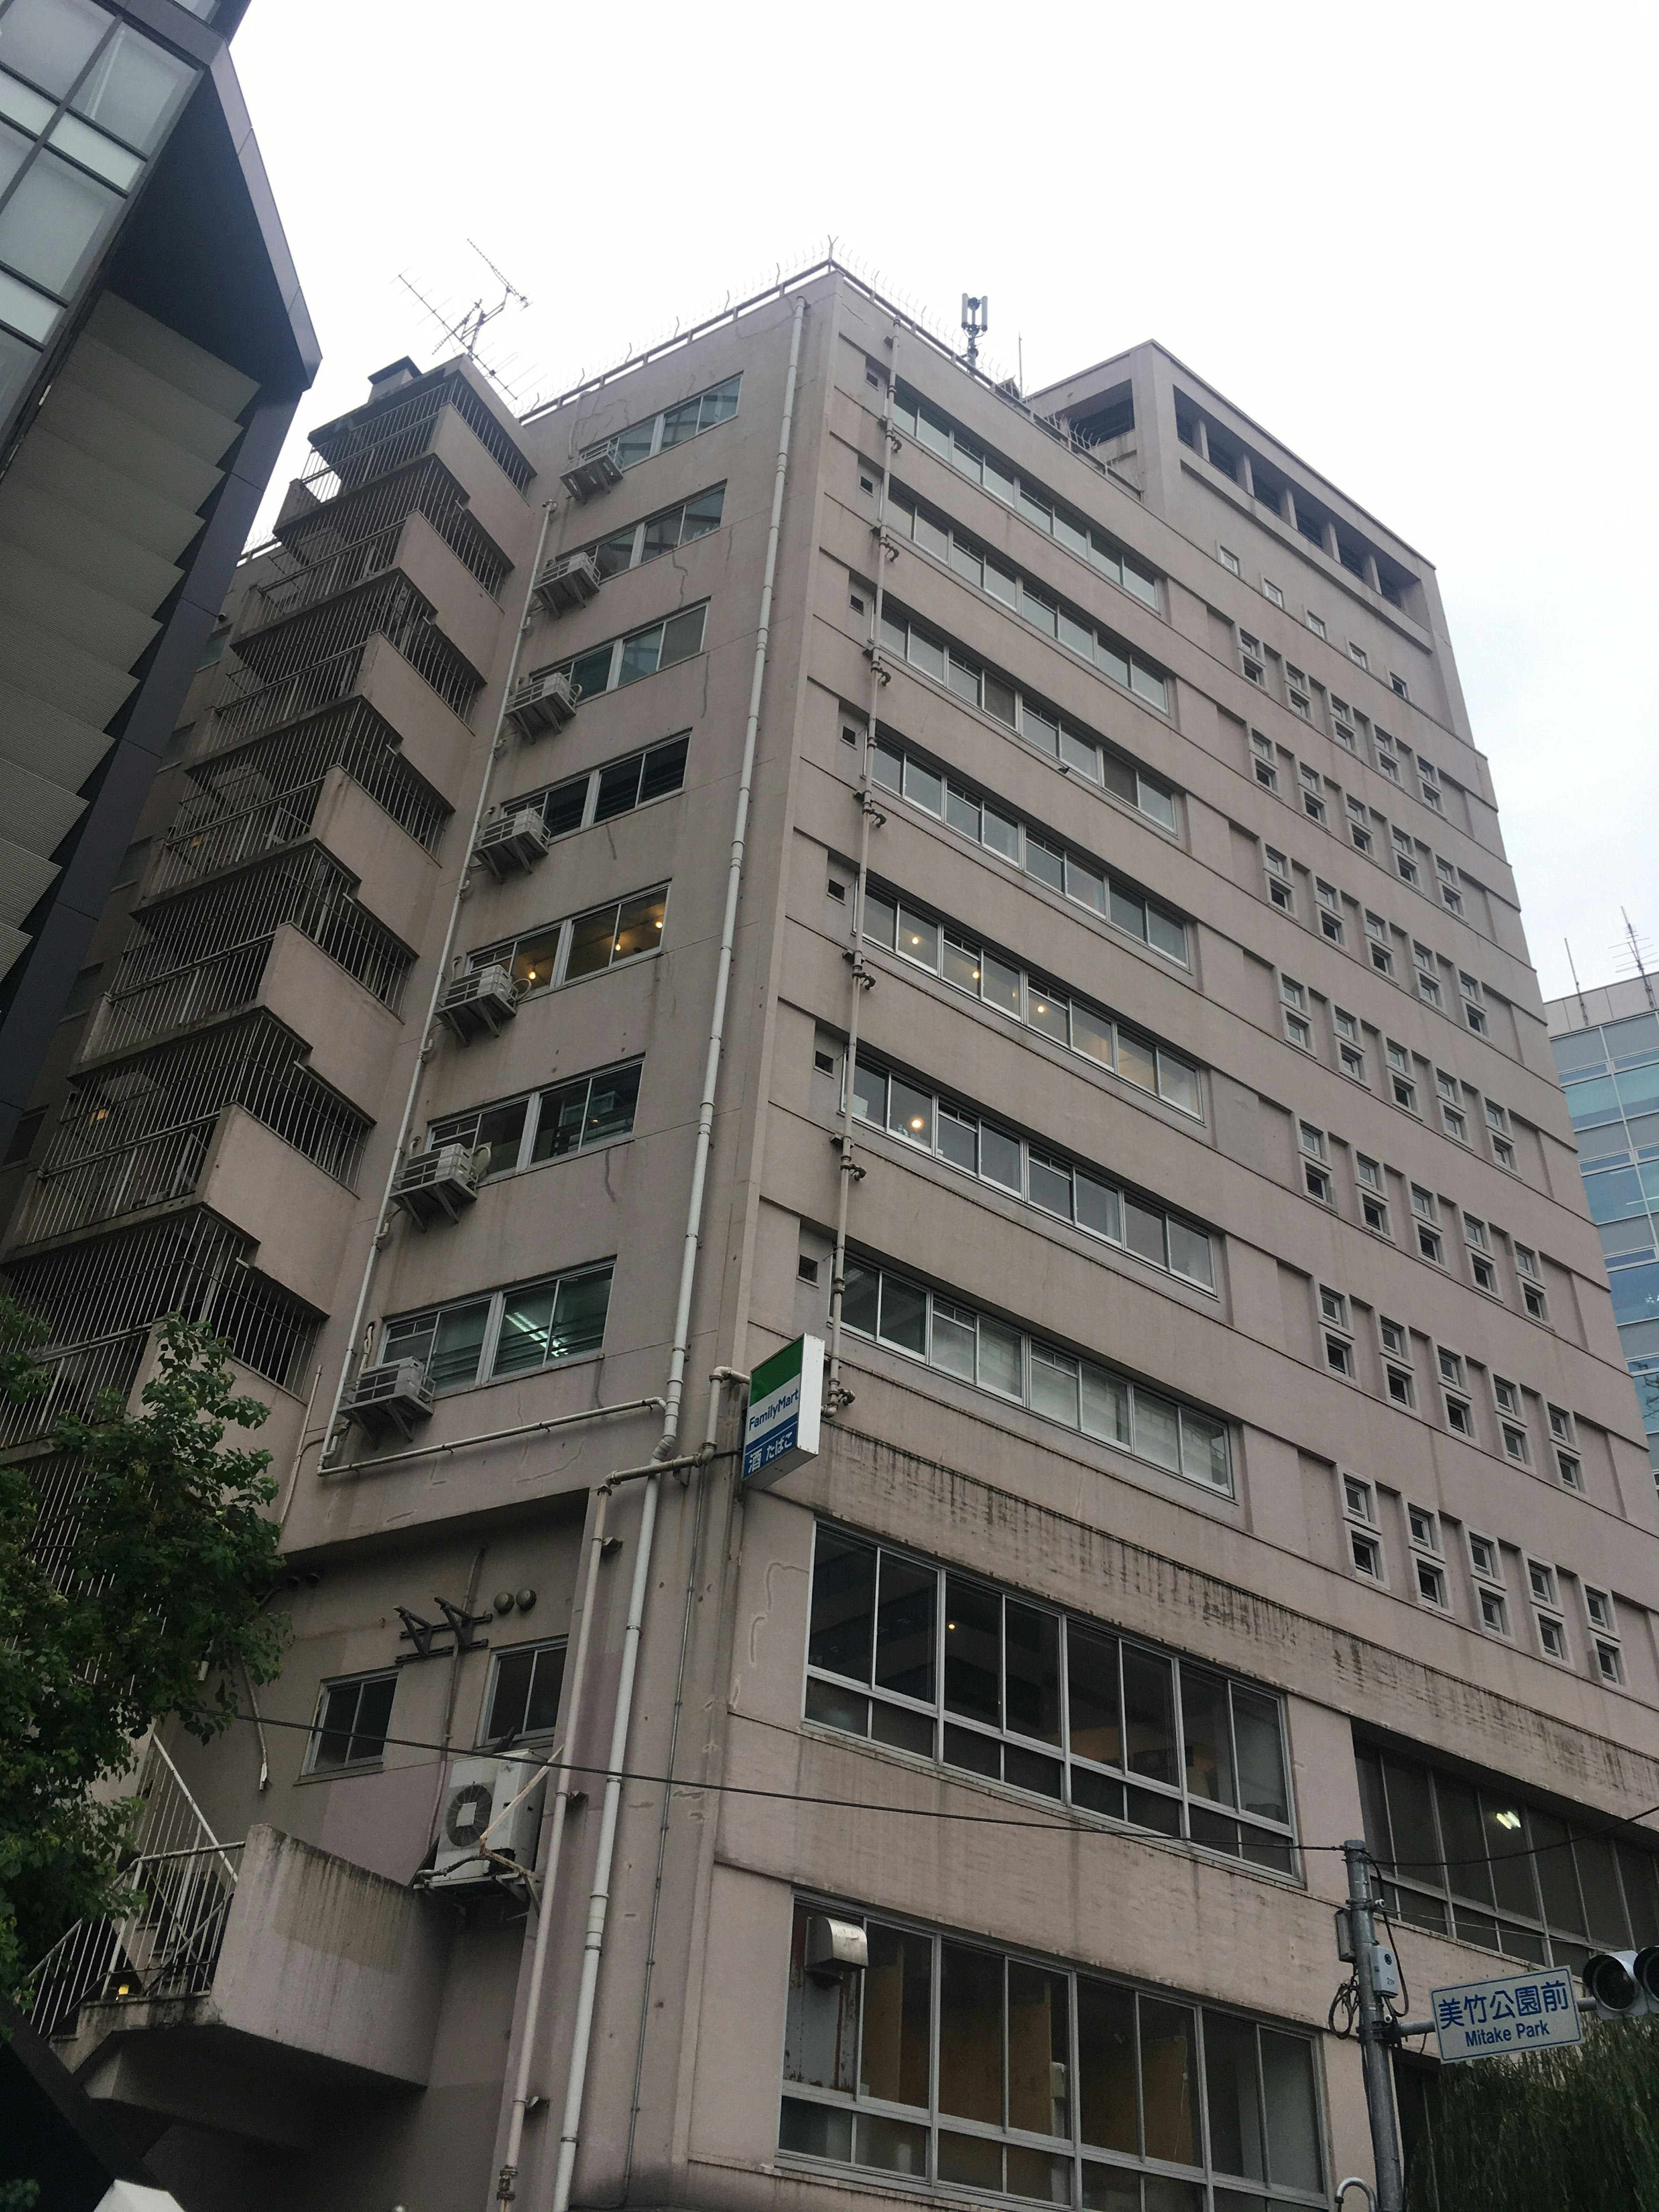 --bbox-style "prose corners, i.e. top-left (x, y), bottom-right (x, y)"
top-left (885, 488), bottom-right (1169, 712)
top-left (578, 372), bottom-right (740, 468)
top-left (784, 1898), bottom-right (1326, 2205)
top-left (428, 1058), bottom-right (642, 1178)
top-left (508, 733), bottom-right (687, 839)
top-left (858, 881), bottom-right (1199, 1112)
top-left (585, 483), bottom-right (724, 577)
top-left (879, 592), bottom-right (1169, 726)
top-left (841, 1257), bottom-right (1232, 1495)
top-left (806, 1524), bottom-right (1291, 1862)
top-left (887, 384), bottom-right (1163, 612)
top-left (851, 1053), bottom-right (1214, 1292)
top-left (867, 732), bottom-right (1188, 963)
top-left (469, 884), bottom-right (667, 995)
top-left (381, 1261), bottom-right (613, 1392)
top-left (541, 601), bottom-right (706, 704)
